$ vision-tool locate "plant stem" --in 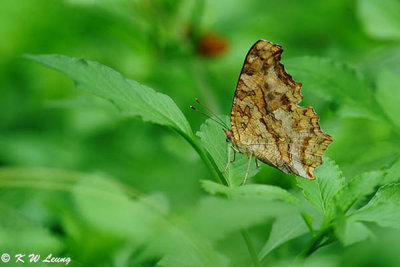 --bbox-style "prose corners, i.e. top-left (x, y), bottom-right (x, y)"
top-left (180, 131), bottom-right (261, 267)
top-left (300, 212), bottom-right (315, 237)
top-left (297, 224), bottom-right (332, 258)
top-left (241, 229), bottom-right (261, 267)
top-left (179, 130), bottom-right (226, 185)
top-left (189, 137), bottom-right (260, 267)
